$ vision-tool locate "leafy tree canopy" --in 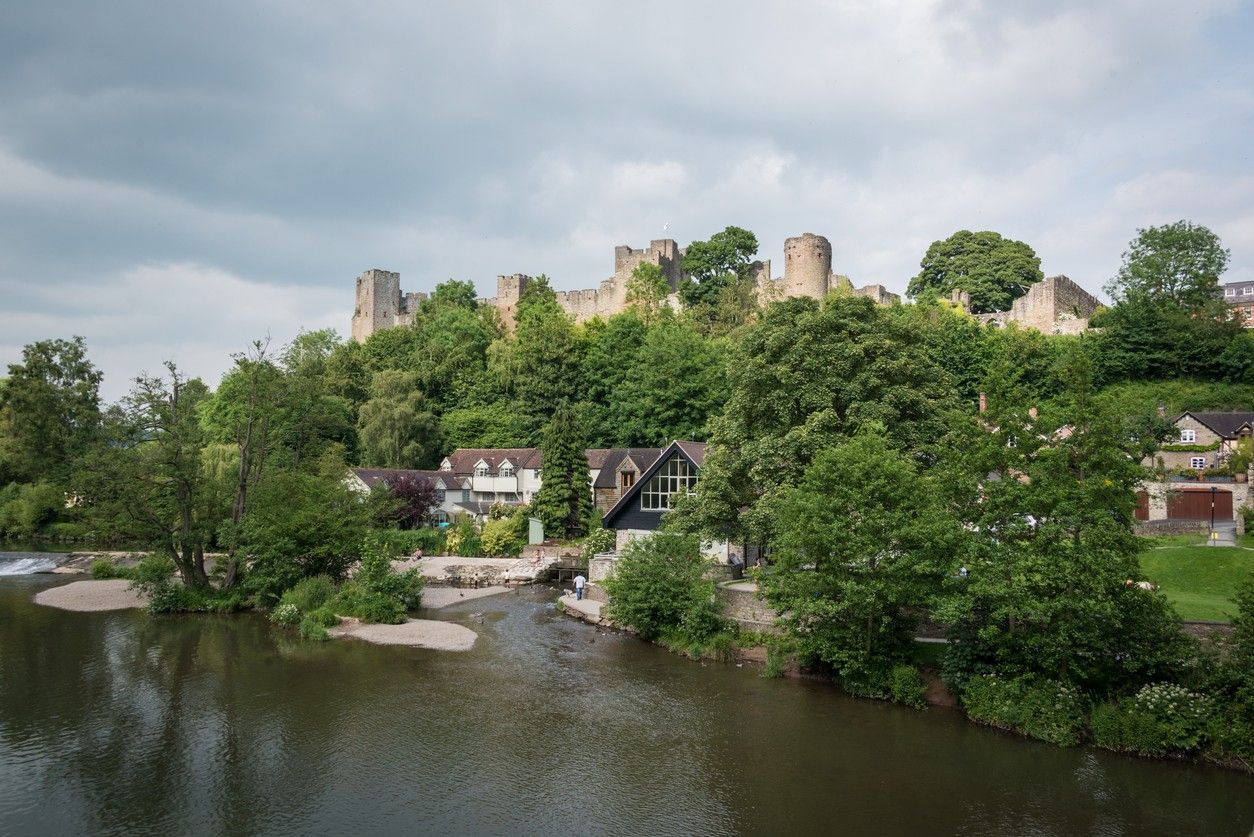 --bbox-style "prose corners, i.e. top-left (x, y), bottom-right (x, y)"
top-left (1105, 220), bottom-right (1230, 309)
top-left (907, 230), bottom-right (1043, 314)
top-left (532, 401), bottom-right (592, 540)
top-left (356, 371), bottom-right (443, 469)
top-left (679, 226), bottom-right (758, 309)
